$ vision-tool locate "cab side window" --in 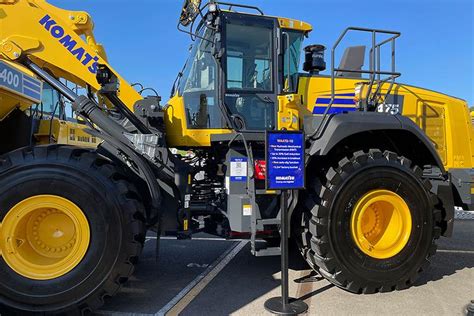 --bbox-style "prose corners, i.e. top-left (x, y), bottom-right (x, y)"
top-left (178, 29), bottom-right (224, 129)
